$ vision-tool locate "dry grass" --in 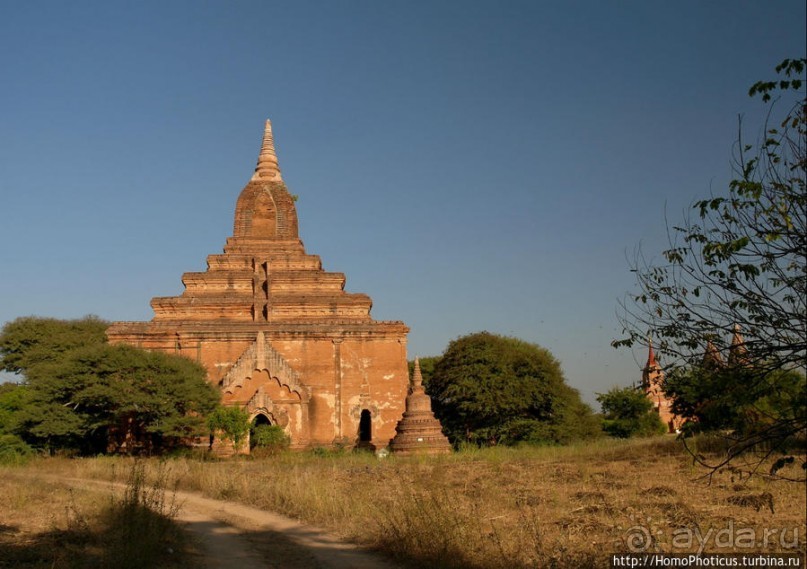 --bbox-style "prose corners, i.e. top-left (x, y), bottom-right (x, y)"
top-left (5, 437), bottom-right (806, 569)
top-left (0, 462), bottom-right (193, 569)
